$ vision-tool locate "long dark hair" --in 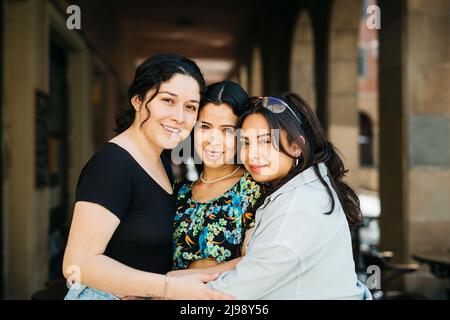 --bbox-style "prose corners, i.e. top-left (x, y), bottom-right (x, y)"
top-left (238, 93), bottom-right (362, 229)
top-left (115, 53), bottom-right (206, 133)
